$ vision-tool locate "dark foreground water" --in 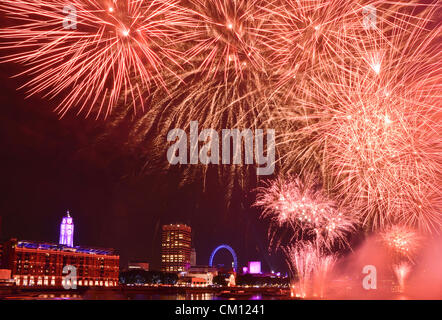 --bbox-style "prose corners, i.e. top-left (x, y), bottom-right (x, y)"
top-left (0, 289), bottom-right (284, 300)
top-left (1, 292), bottom-right (271, 300)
